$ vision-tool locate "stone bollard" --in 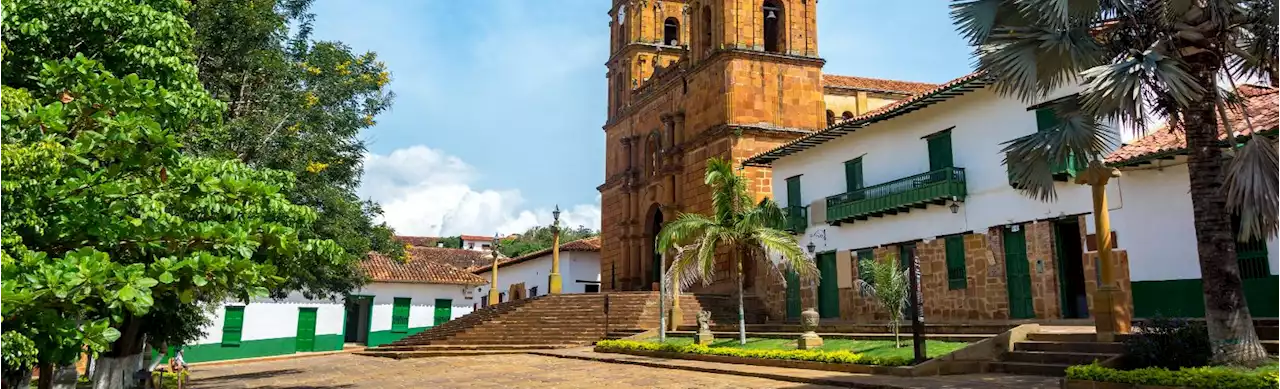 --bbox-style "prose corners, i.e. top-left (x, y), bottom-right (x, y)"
top-left (797, 308), bottom-right (824, 350)
top-left (693, 311), bottom-right (715, 345)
